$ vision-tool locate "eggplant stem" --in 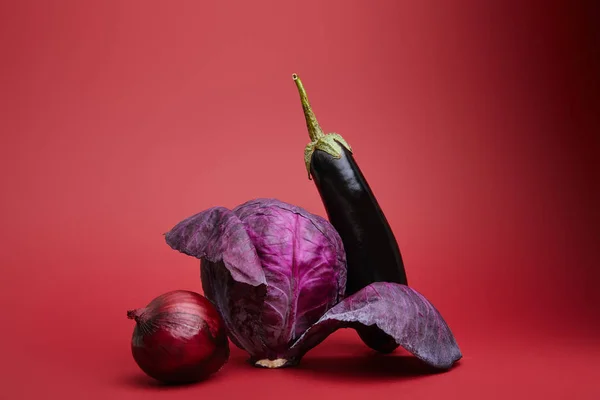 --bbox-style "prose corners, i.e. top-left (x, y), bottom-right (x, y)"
top-left (293, 73), bottom-right (353, 179)
top-left (293, 74), bottom-right (324, 142)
